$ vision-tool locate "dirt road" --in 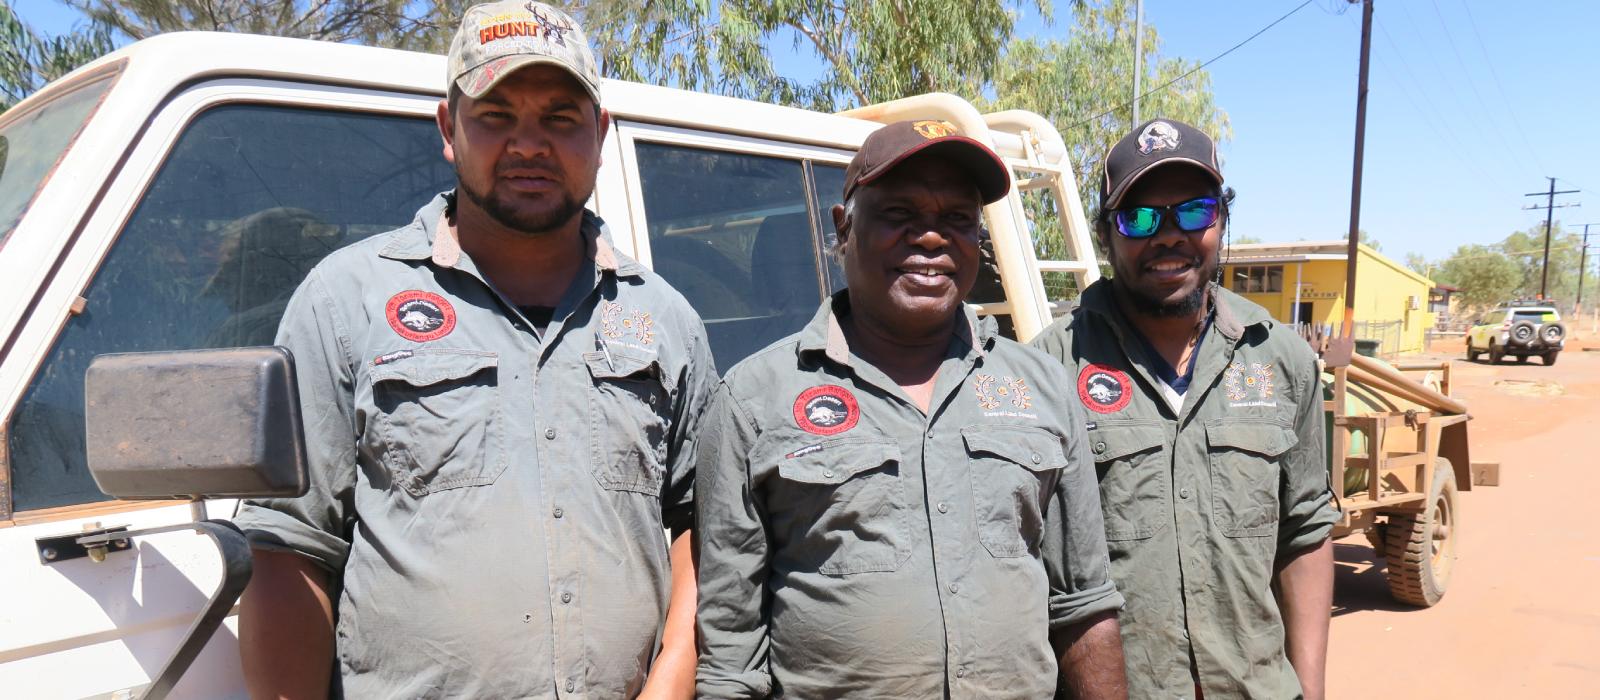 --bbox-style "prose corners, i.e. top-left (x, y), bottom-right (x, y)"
top-left (1328, 344), bottom-right (1600, 698)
